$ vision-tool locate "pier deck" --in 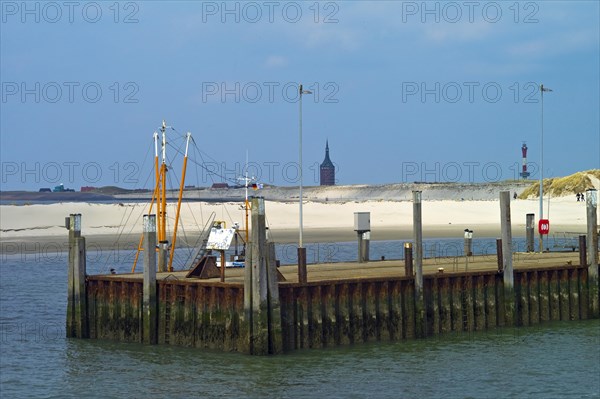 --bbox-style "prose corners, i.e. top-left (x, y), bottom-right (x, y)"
top-left (96, 251), bottom-right (581, 284)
